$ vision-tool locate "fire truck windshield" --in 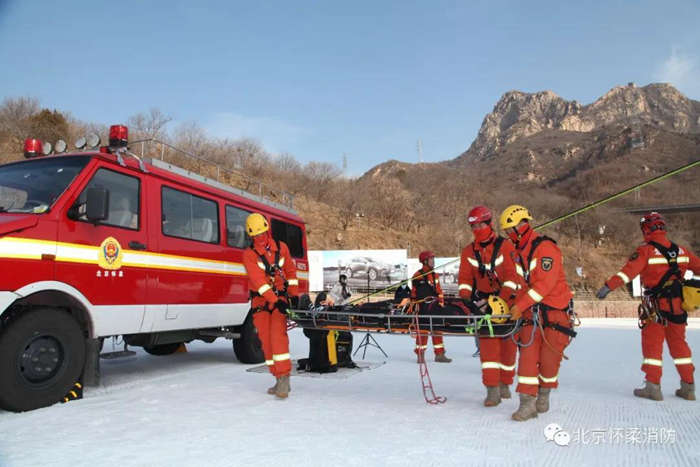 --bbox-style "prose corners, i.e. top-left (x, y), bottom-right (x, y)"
top-left (0, 156), bottom-right (90, 213)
